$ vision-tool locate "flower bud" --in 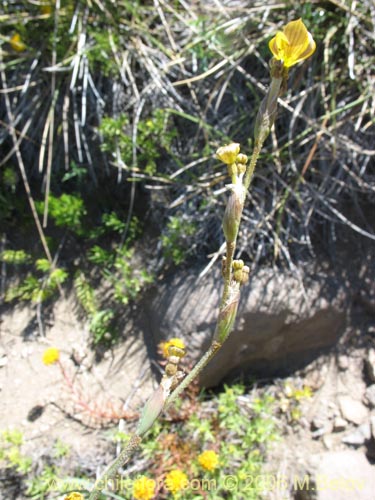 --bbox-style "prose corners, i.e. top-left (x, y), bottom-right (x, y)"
top-left (232, 259), bottom-right (244, 270)
top-left (168, 345), bottom-right (185, 358)
top-left (216, 143), bottom-right (240, 165)
top-left (213, 287), bottom-right (240, 344)
top-left (236, 153), bottom-right (248, 164)
top-left (233, 264), bottom-right (250, 285)
top-left (241, 265), bottom-right (250, 285)
top-left (165, 363), bottom-right (177, 376)
top-left (222, 184), bottom-right (245, 243)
